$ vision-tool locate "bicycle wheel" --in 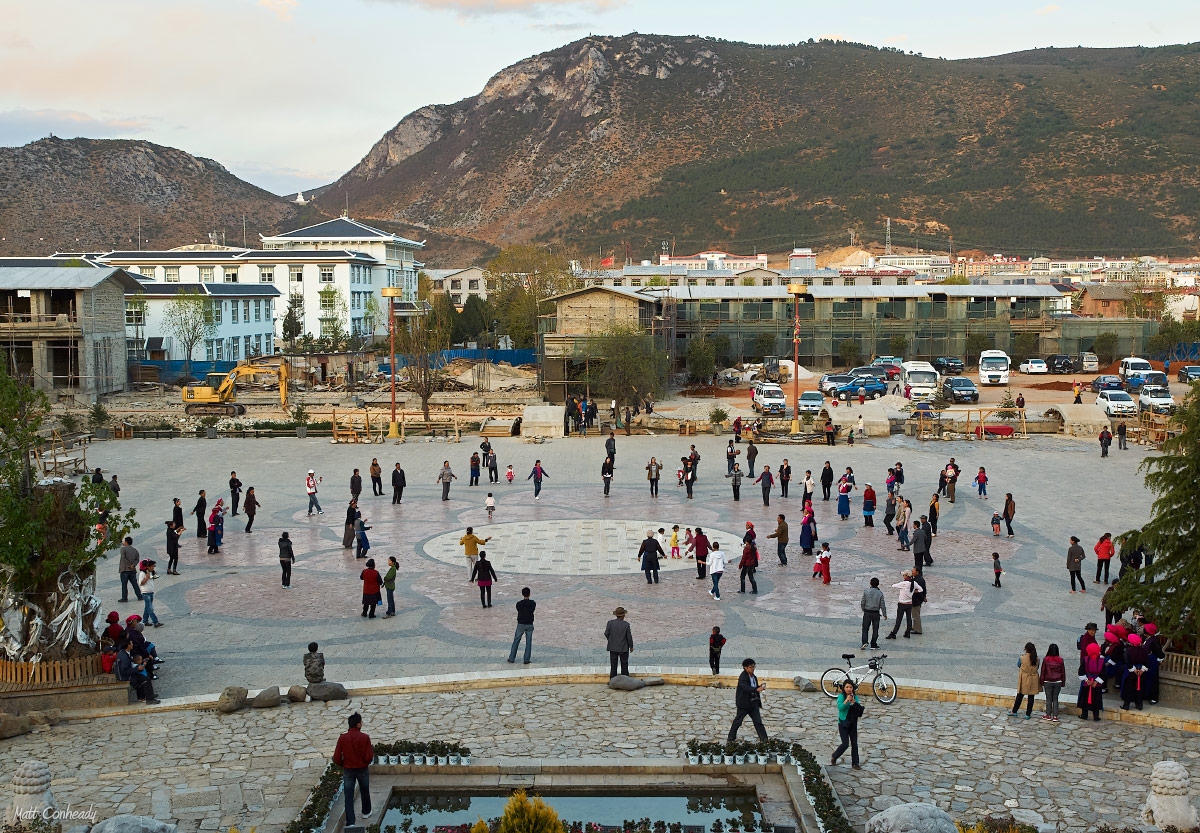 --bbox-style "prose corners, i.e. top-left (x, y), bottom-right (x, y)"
top-left (872, 672), bottom-right (898, 704)
top-left (820, 668), bottom-right (848, 698)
